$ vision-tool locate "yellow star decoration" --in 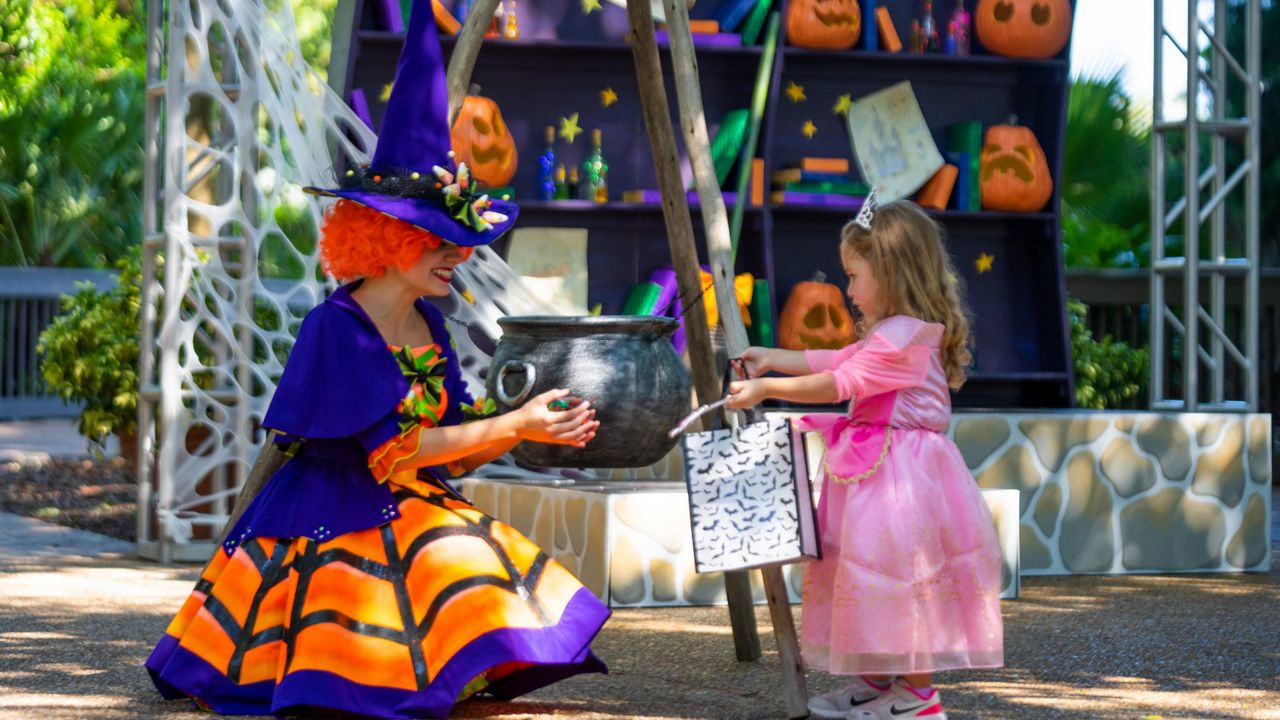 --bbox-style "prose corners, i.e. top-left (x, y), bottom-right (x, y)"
top-left (581, 0), bottom-right (601, 13)
top-left (379, 82), bottom-right (394, 102)
top-left (600, 87), bottom-right (618, 108)
top-left (833, 93), bottom-right (853, 116)
top-left (975, 252), bottom-right (995, 274)
top-left (785, 81), bottom-right (807, 103)
top-left (801, 120), bottom-right (817, 139)
top-left (559, 112), bottom-right (584, 143)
